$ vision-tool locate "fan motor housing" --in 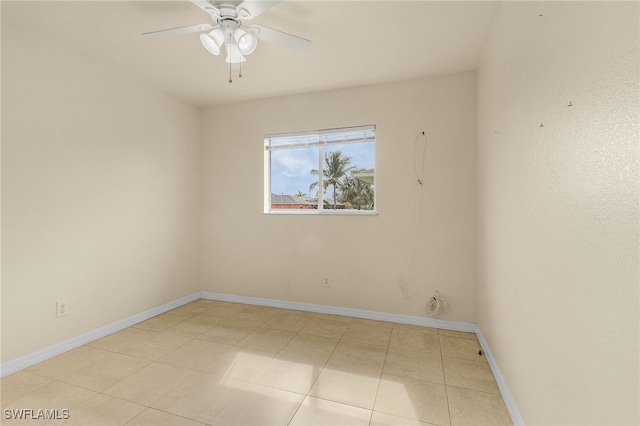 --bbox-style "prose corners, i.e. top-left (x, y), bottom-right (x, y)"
top-left (219, 17), bottom-right (242, 31)
top-left (211, 1), bottom-right (241, 17)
